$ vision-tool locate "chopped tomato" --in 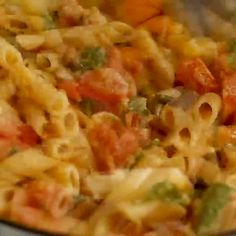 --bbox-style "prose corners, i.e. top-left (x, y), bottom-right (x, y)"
top-left (58, 0), bottom-right (83, 27)
top-left (211, 53), bottom-right (232, 78)
top-left (0, 138), bottom-right (24, 159)
top-left (59, 48), bottom-right (137, 103)
top-left (217, 125), bottom-right (236, 147)
top-left (0, 101), bottom-right (22, 138)
top-left (11, 205), bottom-right (76, 234)
top-left (140, 15), bottom-right (173, 35)
top-left (119, 47), bottom-right (144, 75)
top-left (57, 80), bottom-right (81, 101)
top-left (0, 118), bottom-right (20, 138)
top-left (176, 58), bottom-right (219, 94)
top-left (11, 186), bottom-right (76, 233)
top-left (88, 119), bottom-right (142, 171)
top-left (107, 47), bottom-right (124, 73)
top-left (18, 125), bottom-right (40, 146)
top-left (78, 68), bottom-right (129, 103)
top-left (107, 47), bottom-right (137, 97)
top-left (118, 0), bottom-right (163, 26)
top-left (25, 180), bottom-right (74, 218)
top-left (12, 181), bottom-right (74, 218)
top-left (211, 53), bottom-right (236, 122)
top-left (222, 75), bottom-right (236, 122)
